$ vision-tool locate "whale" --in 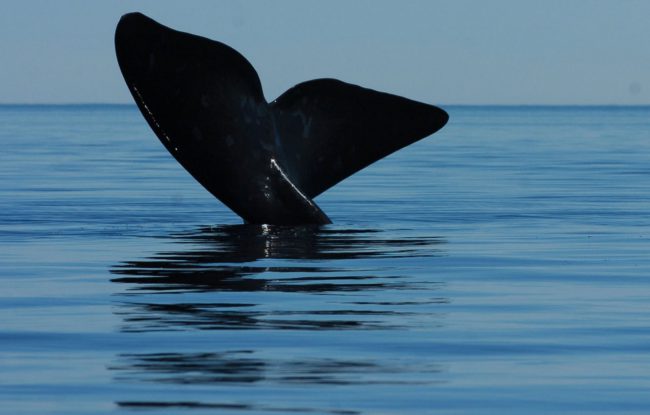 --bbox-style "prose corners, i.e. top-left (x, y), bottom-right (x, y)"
top-left (115, 12), bottom-right (448, 225)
